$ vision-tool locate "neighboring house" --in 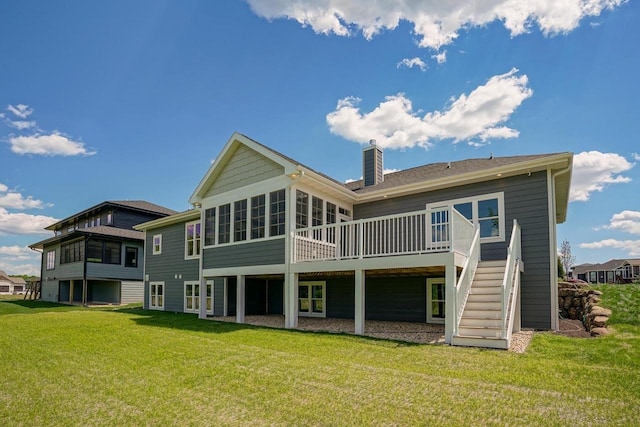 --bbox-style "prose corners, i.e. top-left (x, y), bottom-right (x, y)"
top-left (135, 133), bottom-right (573, 349)
top-left (572, 259), bottom-right (640, 284)
top-left (0, 271), bottom-right (26, 294)
top-left (29, 201), bottom-right (176, 305)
